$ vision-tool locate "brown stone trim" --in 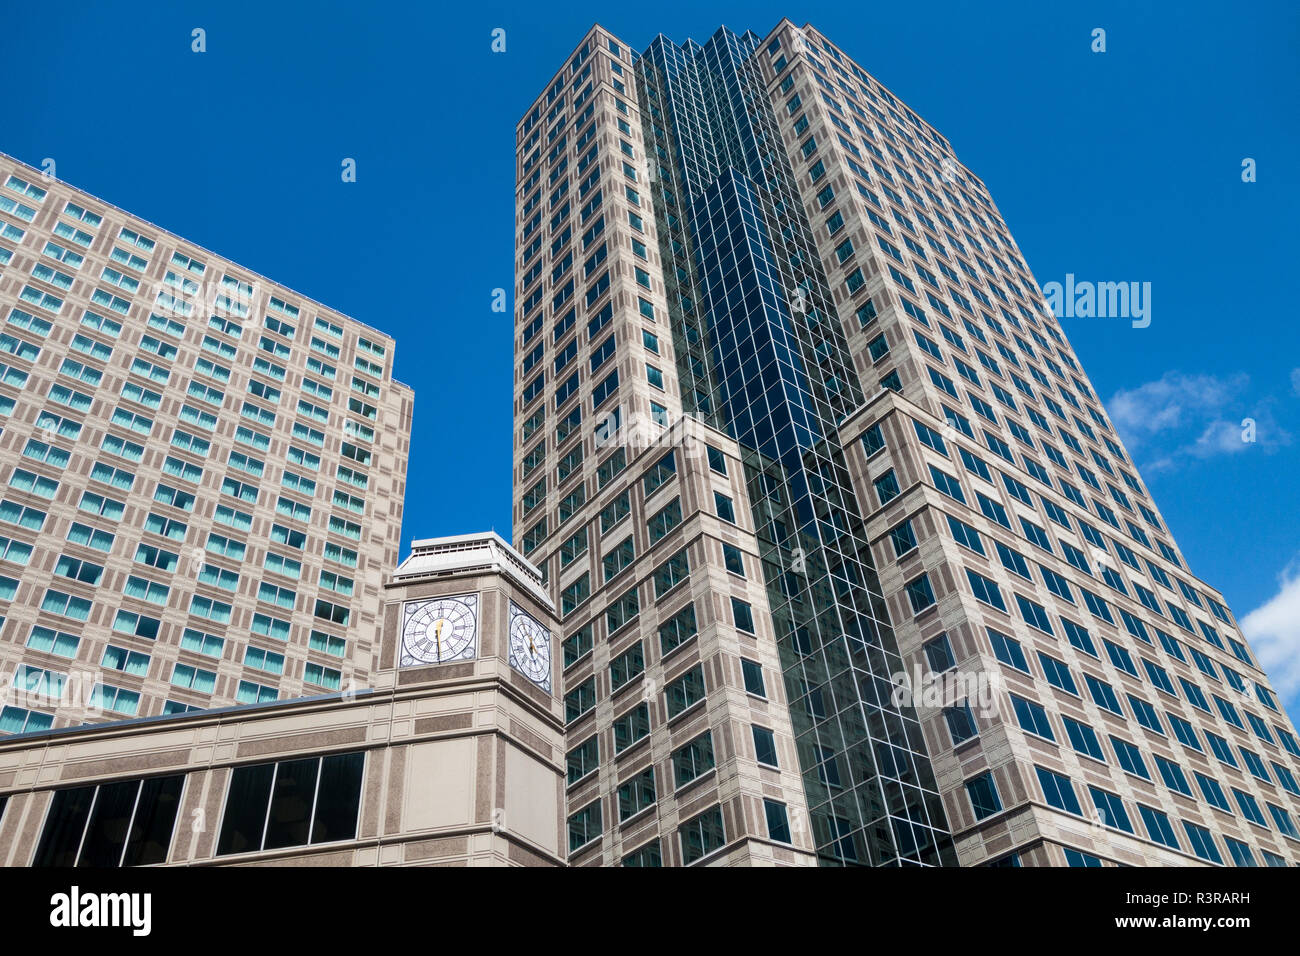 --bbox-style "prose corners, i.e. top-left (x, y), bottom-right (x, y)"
top-left (384, 746), bottom-right (406, 836)
top-left (235, 726), bottom-right (367, 758)
top-left (61, 748), bottom-right (193, 779)
top-left (413, 713), bottom-right (474, 735)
